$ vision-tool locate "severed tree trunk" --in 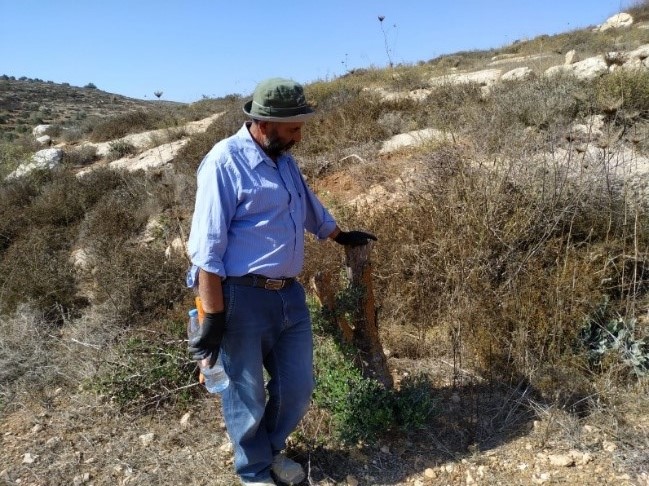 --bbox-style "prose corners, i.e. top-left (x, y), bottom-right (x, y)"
top-left (311, 243), bottom-right (393, 389)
